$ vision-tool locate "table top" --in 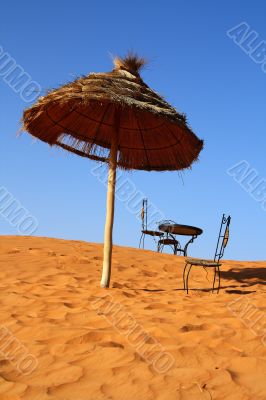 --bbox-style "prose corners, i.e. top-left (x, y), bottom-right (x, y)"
top-left (158, 223), bottom-right (203, 237)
